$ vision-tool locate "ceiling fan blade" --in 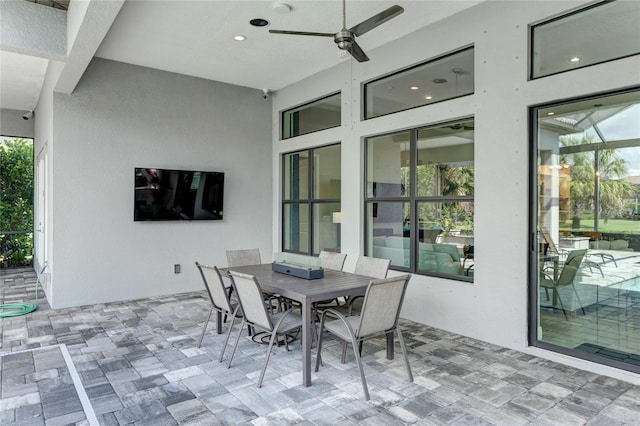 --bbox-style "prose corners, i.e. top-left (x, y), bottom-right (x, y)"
top-left (347, 40), bottom-right (369, 62)
top-left (269, 29), bottom-right (335, 37)
top-left (349, 5), bottom-right (404, 37)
